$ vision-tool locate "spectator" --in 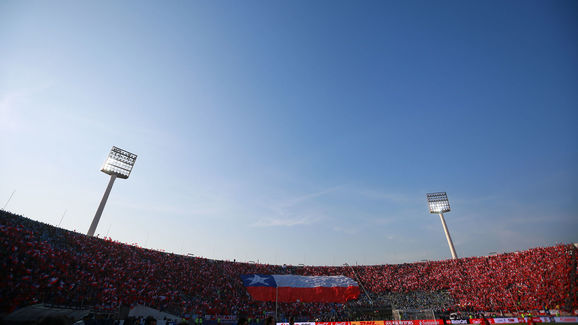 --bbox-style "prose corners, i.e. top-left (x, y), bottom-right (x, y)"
top-left (1, 210), bottom-right (575, 320)
top-left (145, 316), bottom-right (157, 325)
